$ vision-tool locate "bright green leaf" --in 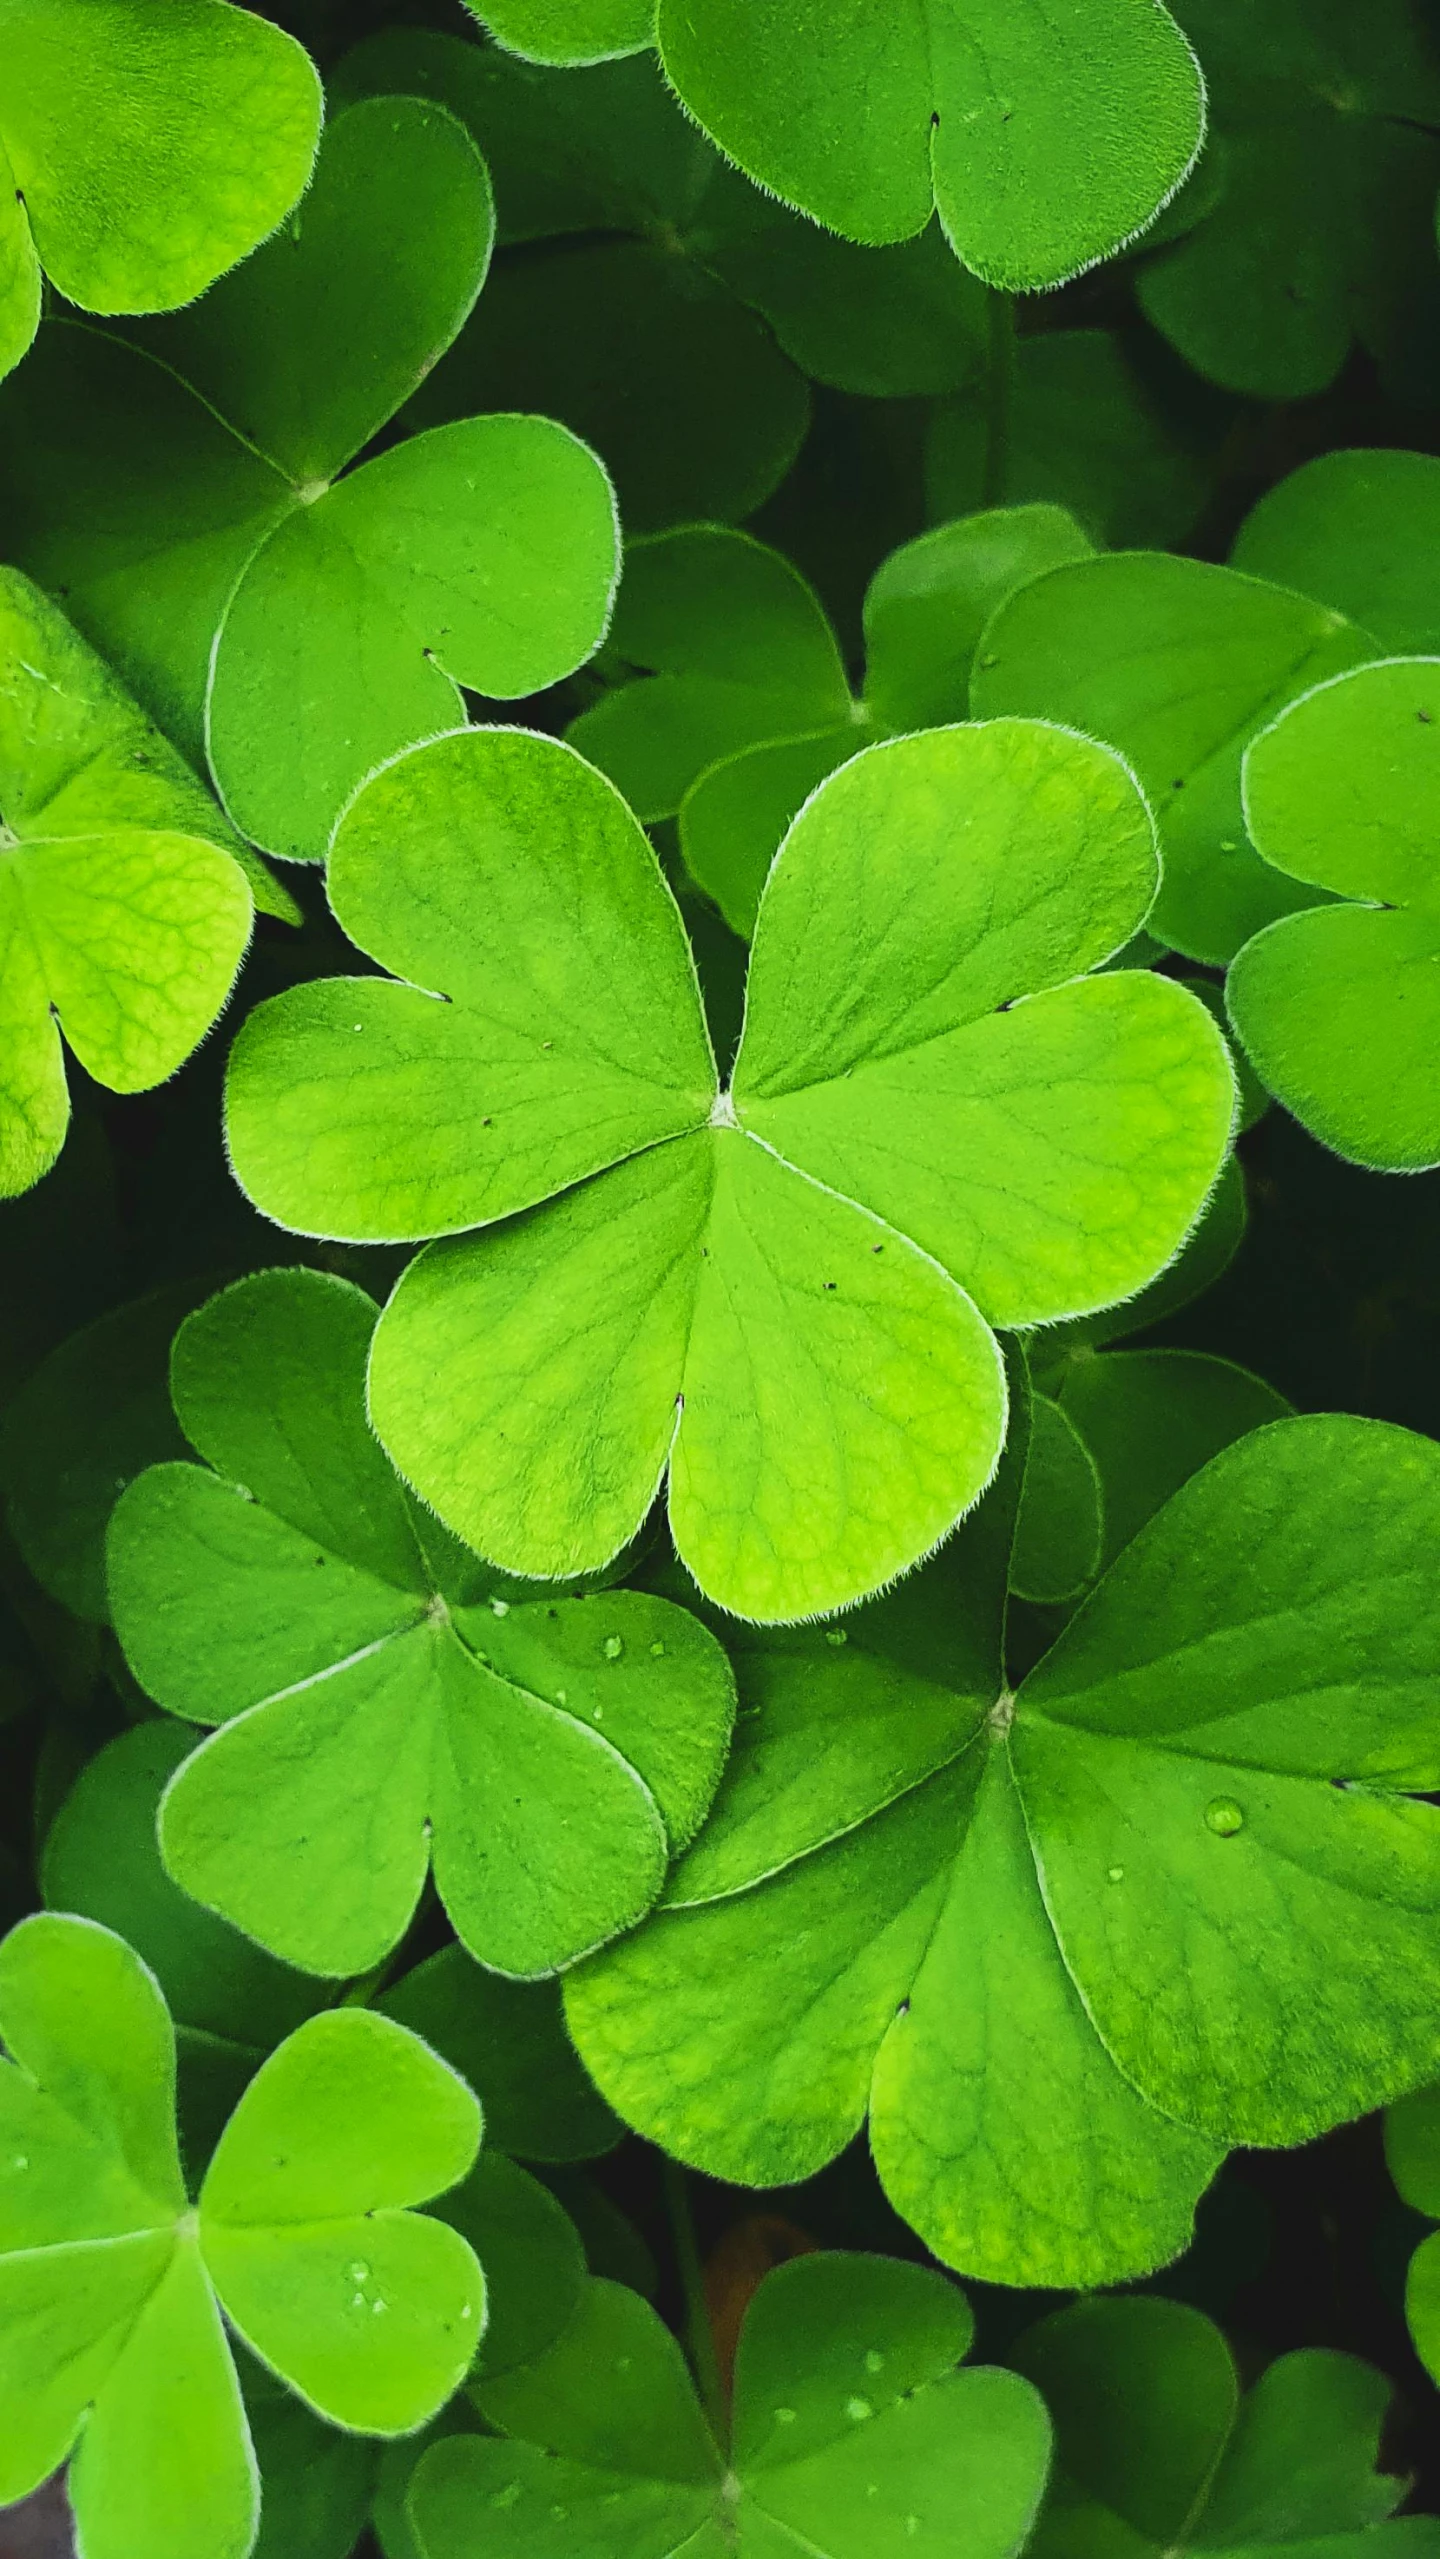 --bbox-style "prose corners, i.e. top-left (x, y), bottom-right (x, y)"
top-left (863, 505), bottom-right (1095, 734)
top-left (653, 0), bottom-right (1204, 291)
top-left (0, 1912), bottom-right (486, 2556)
top-left (465, 0), bottom-right (653, 65)
top-left (1233, 449), bottom-right (1440, 656)
top-left (107, 1267), bottom-right (734, 1975)
top-left (568, 1410), bottom-right (1440, 2279)
top-left (0, 570), bottom-right (259, 1199)
top-left (972, 551), bottom-right (1375, 963)
top-left (410, 2255), bottom-right (1051, 2559)
top-left (226, 720), bottom-right (1230, 1619)
top-left (0, 0), bottom-right (321, 376)
top-left (0, 100), bottom-right (618, 857)
top-left (1228, 658), bottom-right (1440, 1171)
